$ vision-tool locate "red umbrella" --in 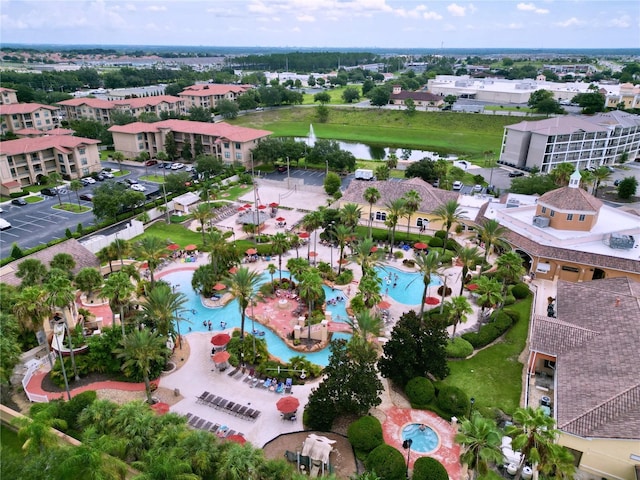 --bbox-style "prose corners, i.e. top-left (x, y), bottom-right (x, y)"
top-left (212, 350), bottom-right (230, 363)
top-left (414, 242), bottom-right (428, 250)
top-left (258, 204), bottom-right (267, 210)
top-left (298, 232), bottom-right (310, 239)
top-left (150, 402), bottom-right (170, 415)
top-left (308, 251), bottom-right (318, 257)
top-left (226, 434), bottom-right (247, 445)
top-left (167, 243), bottom-right (180, 251)
top-left (338, 258), bottom-right (349, 264)
top-left (237, 206), bottom-right (245, 211)
top-left (228, 266), bottom-right (238, 274)
top-left (269, 202), bottom-right (279, 208)
top-left (425, 296), bottom-right (441, 305)
top-left (244, 203), bottom-right (252, 208)
top-left (377, 300), bottom-right (391, 310)
top-left (213, 283), bottom-right (226, 291)
top-left (184, 244), bottom-right (197, 251)
top-left (467, 284), bottom-right (479, 291)
top-left (139, 261), bottom-right (149, 269)
top-left (275, 216), bottom-right (286, 222)
top-left (276, 396), bottom-right (300, 413)
top-left (370, 246), bottom-right (378, 253)
top-left (211, 333), bottom-right (231, 347)
top-left (246, 248), bottom-right (258, 255)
